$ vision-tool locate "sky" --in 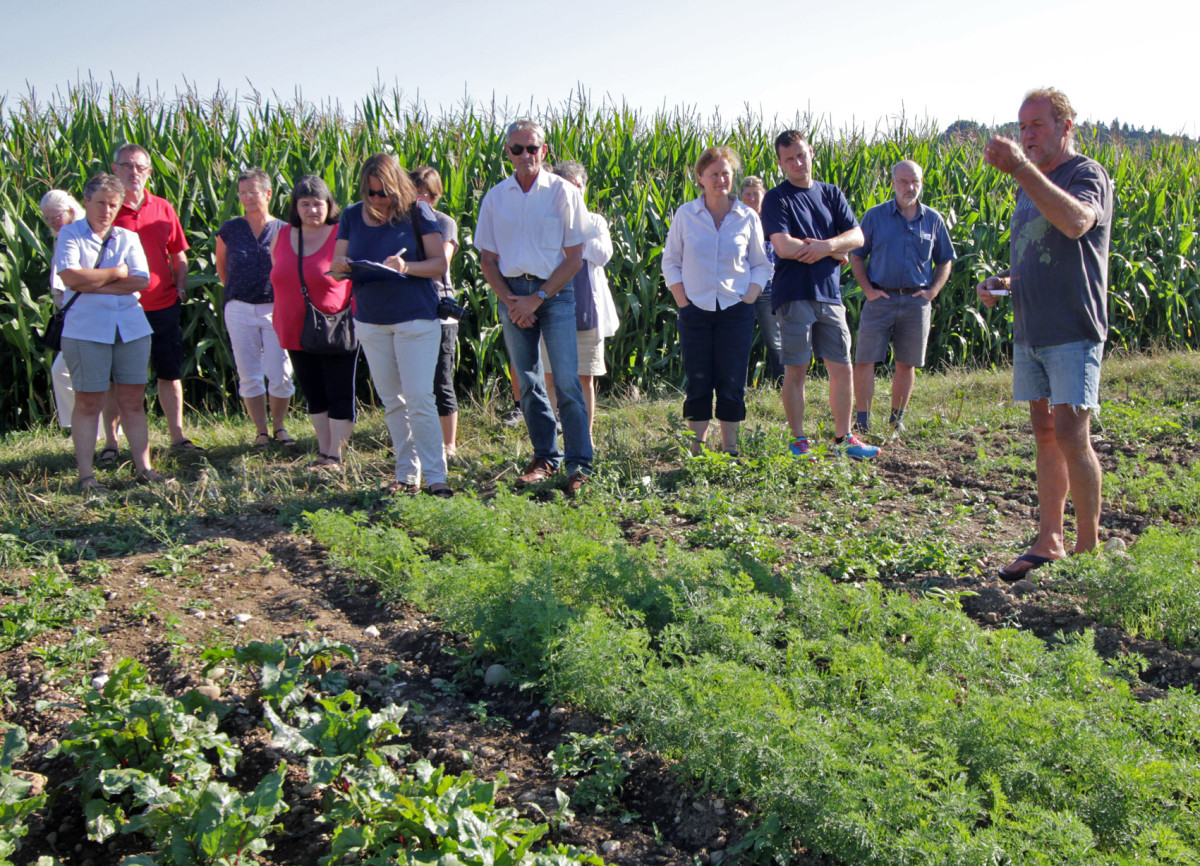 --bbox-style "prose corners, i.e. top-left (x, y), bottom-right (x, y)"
top-left (4, 0), bottom-right (1197, 138)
